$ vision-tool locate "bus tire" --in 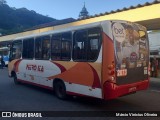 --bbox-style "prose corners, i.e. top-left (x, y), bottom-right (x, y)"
top-left (54, 80), bottom-right (67, 99)
top-left (13, 73), bottom-right (20, 85)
